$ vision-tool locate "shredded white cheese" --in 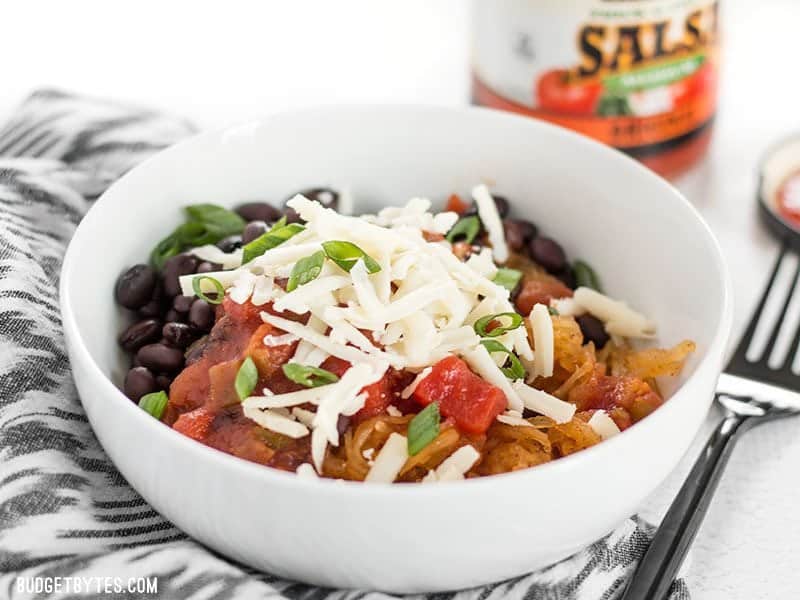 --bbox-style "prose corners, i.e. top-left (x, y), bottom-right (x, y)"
top-left (189, 245), bottom-right (243, 270)
top-left (296, 463), bottom-right (319, 479)
top-left (424, 445), bottom-right (481, 483)
top-left (573, 287), bottom-right (656, 339)
top-left (551, 296), bottom-right (584, 317)
top-left (463, 345), bottom-right (523, 413)
top-left (263, 333), bottom-right (299, 347)
top-left (180, 192), bottom-right (644, 467)
top-left (400, 367), bottom-right (433, 399)
top-left (179, 269), bottom-right (242, 297)
top-left (291, 407), bottom-right (316, 427)
top-left (497, 412), bottom-right (534, 428)
top-left (243, 387), bottom-right (325, 409)
top-left (472, 184), bottom-right (508, 263)
top-left (364, 433), bottom-right (408, 483)
top-left (530, 303), bottom-right (554, 379)
top-left (386, 405), bottom-right (402, 417)
top-left (588, 410), bottom-right (622, 439)
top-left (242, 406), bottom-right (309, 438)
top-left (511, 381), bottom-right (576, 424)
